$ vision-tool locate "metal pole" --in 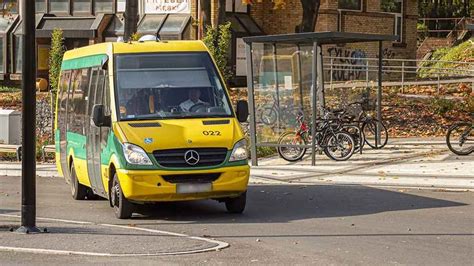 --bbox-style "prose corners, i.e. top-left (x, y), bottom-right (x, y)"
top-left (245, 42), bottom-right (258, 166)
top-left (297, 44), bottom-right (304, 107)
top-left (311, 42), bottom-right (318, 166)
top-left (377, 41), bottom-right (383, 146)
top-left (365, 59), bottom-right (369, 88)
top-left (316, 45), bottom-right (325, 115)
top-left (437, 74), bottom-right (441, 94)
top-left (272, 43), bottom-right (280, 127)
top-left (330, 58), bottom-right (334, 90)
top-left (401, 61), bottom-right (405, 93)
top-left (17, 0), bottom-right (40, 234)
